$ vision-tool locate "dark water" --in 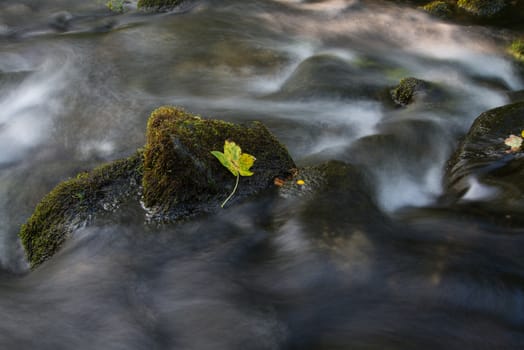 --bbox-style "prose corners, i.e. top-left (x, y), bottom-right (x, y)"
top-left (1, 0), bottom-right (524, 348)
